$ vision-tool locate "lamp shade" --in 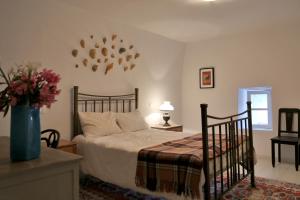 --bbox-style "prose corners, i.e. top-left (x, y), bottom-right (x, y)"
top-left (159, 101), bottom-right (174, 111)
